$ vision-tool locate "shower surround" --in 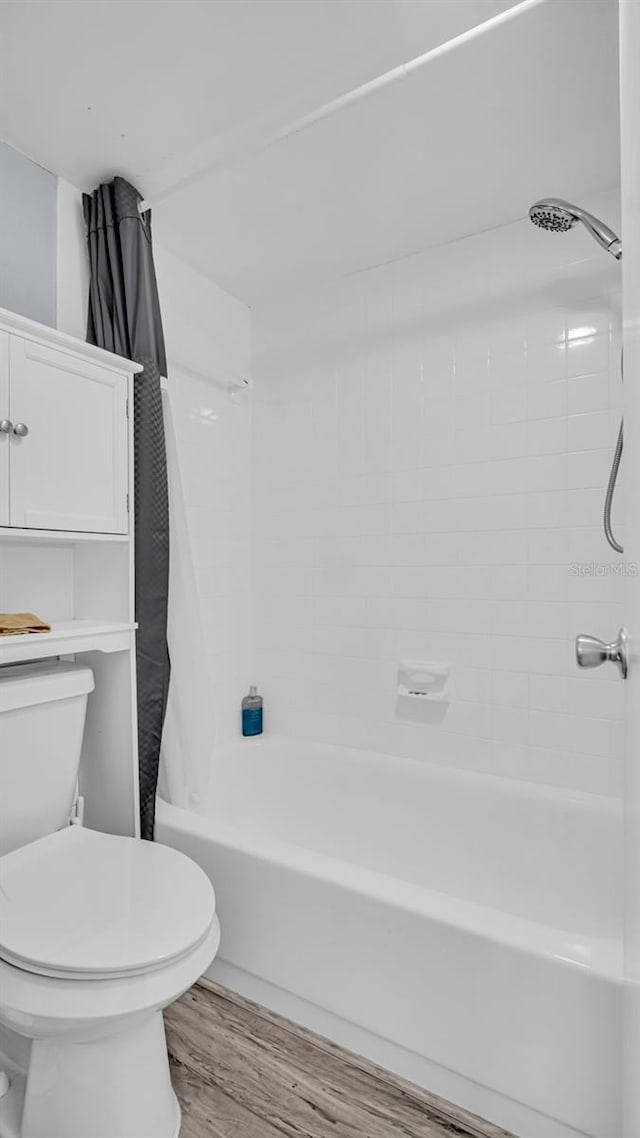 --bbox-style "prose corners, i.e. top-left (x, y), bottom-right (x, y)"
top-left (251, 188), bottom-right (624, 798)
